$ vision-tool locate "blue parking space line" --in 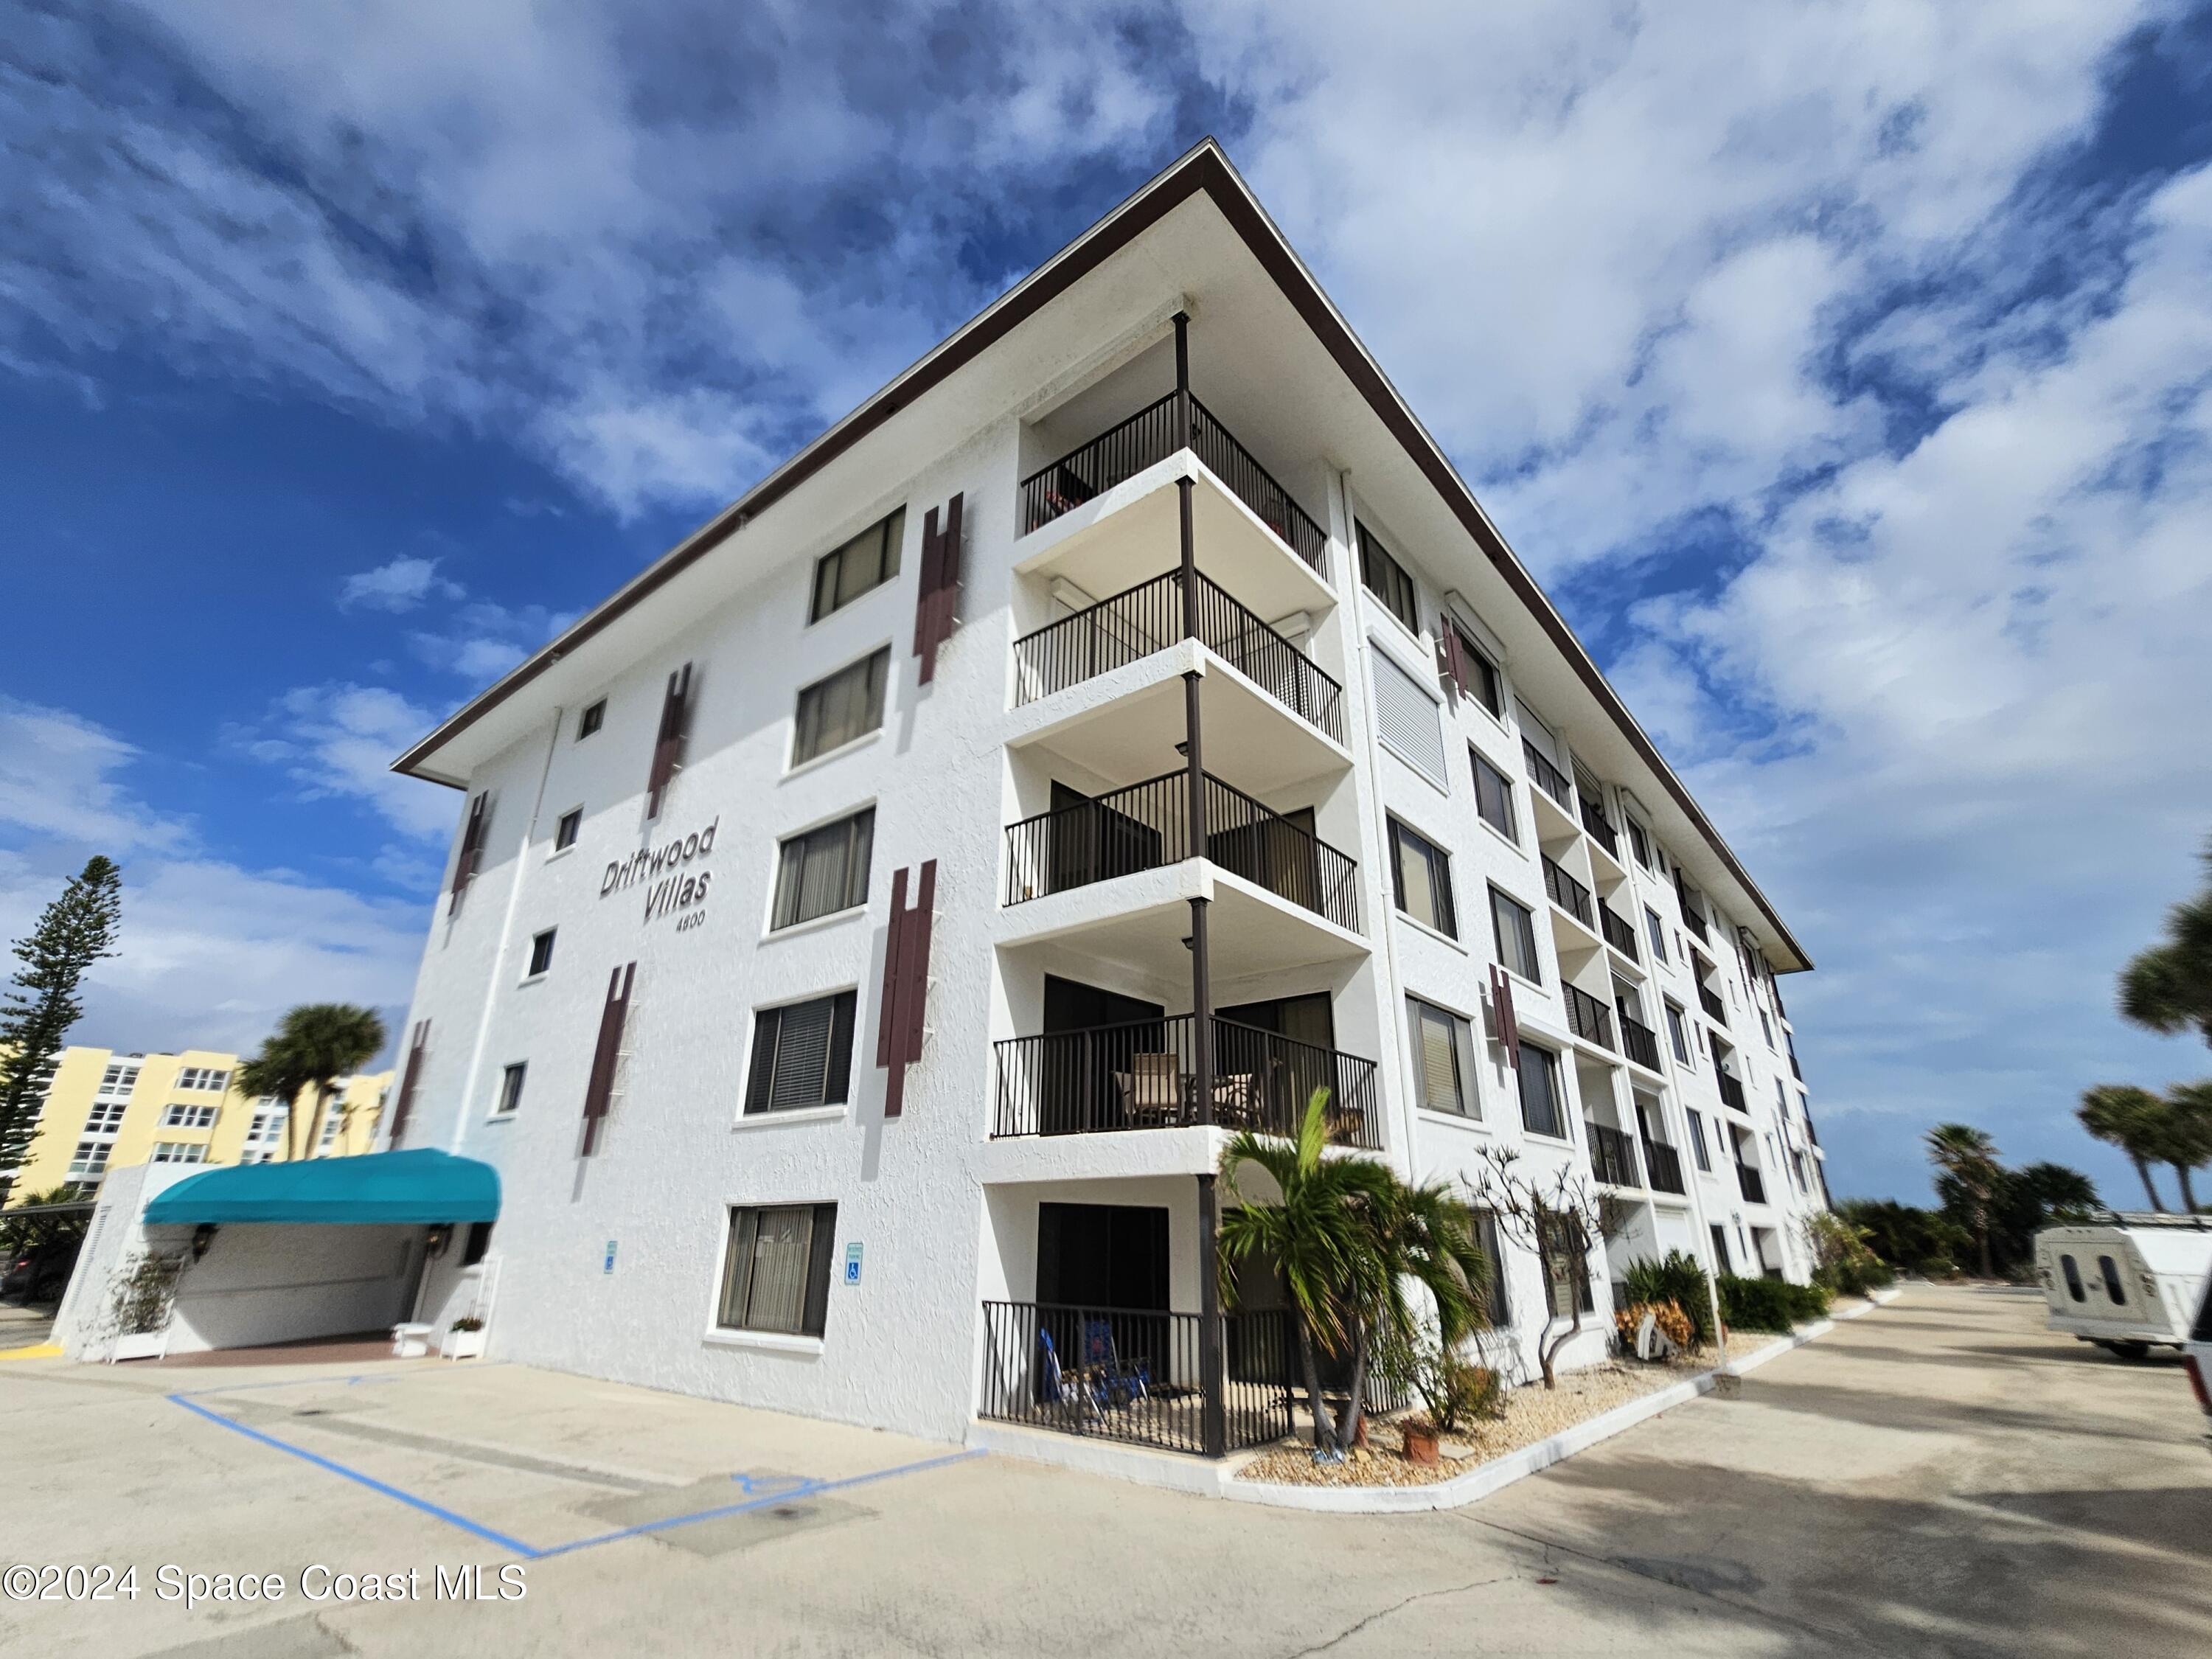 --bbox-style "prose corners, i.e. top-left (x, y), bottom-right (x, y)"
top-left (169, 1394), bottom-right (542, 1557)
top-left (533, 1449), bottom-right (984, 1559)
top-left (170, 1391), bottom-right (985, 1564)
